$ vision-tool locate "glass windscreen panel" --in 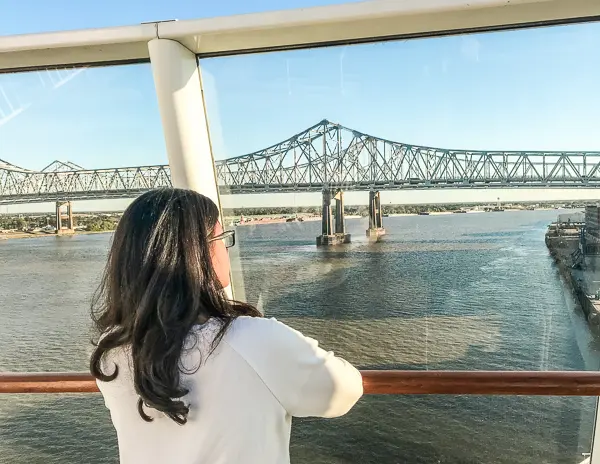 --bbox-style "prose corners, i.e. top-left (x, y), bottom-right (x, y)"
top-left (200, 22), bottom-right (600, 463)
top-left (0, 63), bottom-right (166, 463)
top-left (0, 393), bottom-right (595, 464)
top-left (295, 395), bottom-right (595, 464)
